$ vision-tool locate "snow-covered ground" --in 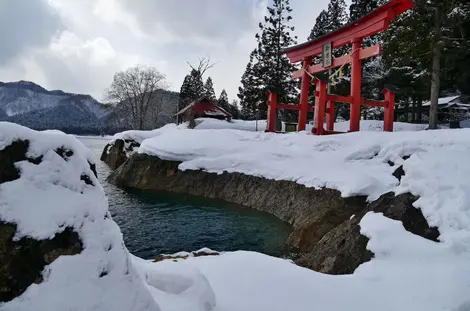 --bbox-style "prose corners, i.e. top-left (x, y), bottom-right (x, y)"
top-left (334, 120), bottom-right (427, 132)
top-left (108, 118), bottom-right (426, 147)
top-left (3, 120), bottom-right (470, 310)
top-left (137, 125), bottom-right (470, 310)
